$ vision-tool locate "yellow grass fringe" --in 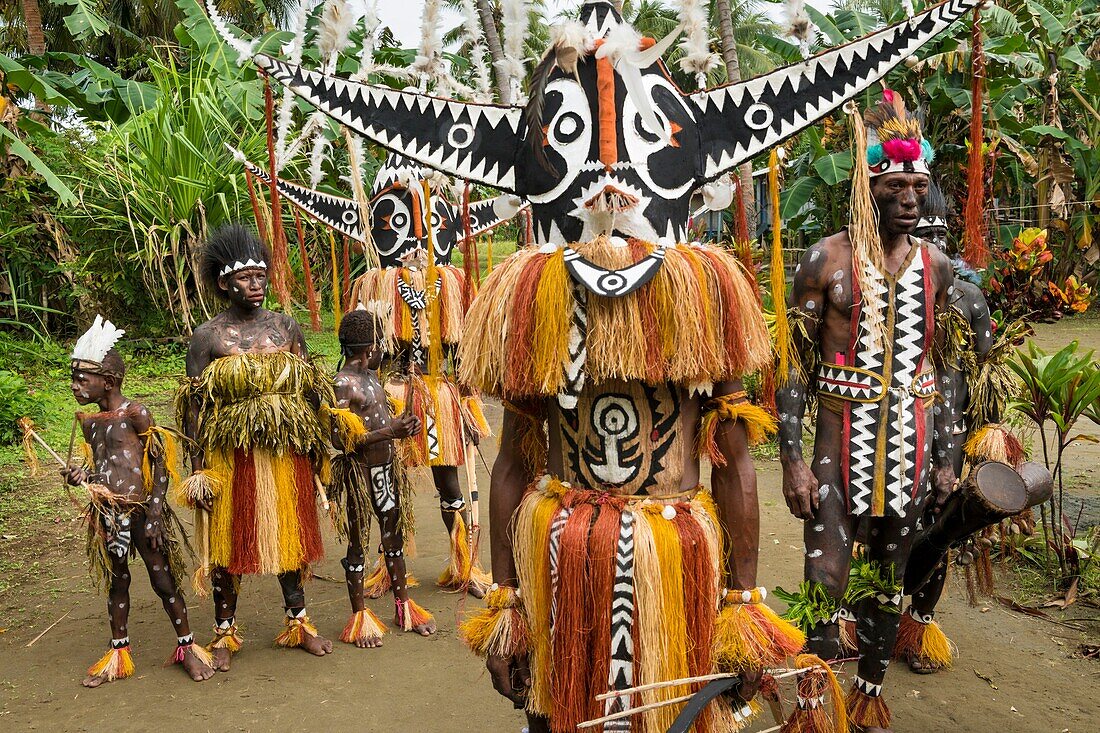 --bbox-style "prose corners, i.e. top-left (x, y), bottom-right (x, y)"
top-left (349, 265), bottom-right (467, 349)
top-left (770, 149), bottom-right (795, 387)
top-left (171, 641), bottom-right (215, 668)
top-left (438, 510), bottom-right (493, 594)
top-left (462, 396), bottom-right (492, 439)
top-left (698, 393), bottom-right (778, 465)
top-left (780, 654), bottom-right (848, 733)
top-left (209, 624), bottom-right (243, 653)
top-left (893, 611), bottom-right (954, 670)
top-left (397, 598), bottom-right (435, 632)
top-left (323, 406), bottom-right (368, 451)
top-left (364, 554), bottom-right (420, 599)
top-left (274, 615), bottom-right (319, 648)
top-left (340, 608), bottom-right (388, 644)
top-left (846, 687), bottom-right (890, 730)
top-left (460, 586), bottom-right (530, 658)
top-left (188, 351), bottom-right (333, 458)
top-left (458, 237), bottom-right (770, 398)
top-left (87, 646), bottom-right (134, 682)
top-left (714, 594), bottom-right (807, 673)
top-left (963, 424), bottom-right (1025, 467)
top-left (511, 482), bottom-right (560, 716)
